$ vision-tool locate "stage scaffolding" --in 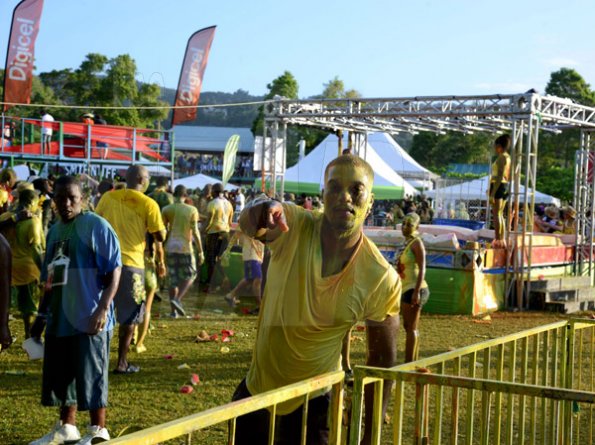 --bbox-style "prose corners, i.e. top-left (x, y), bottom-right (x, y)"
top-left (263, 92), bottom-right (595, 309)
